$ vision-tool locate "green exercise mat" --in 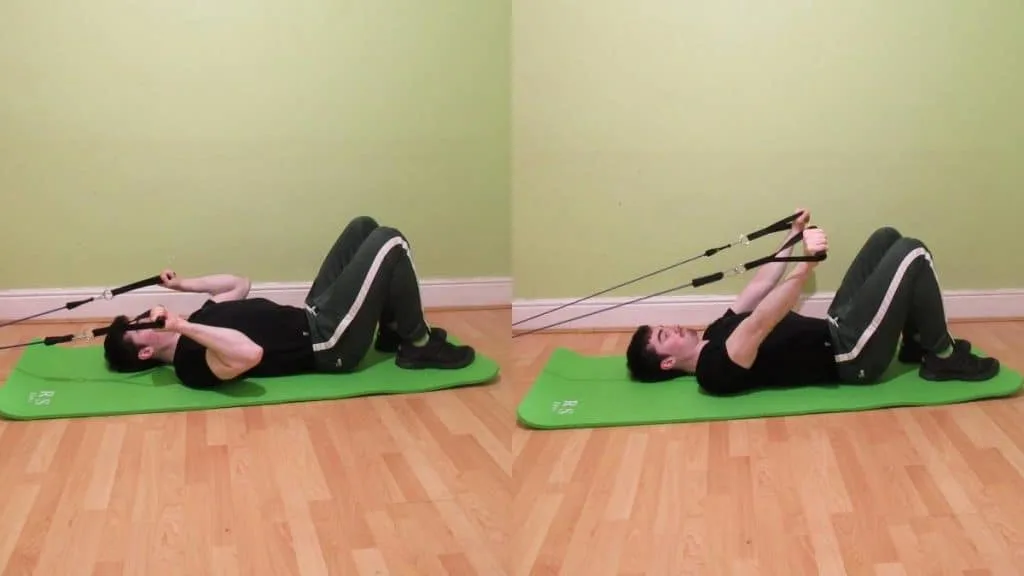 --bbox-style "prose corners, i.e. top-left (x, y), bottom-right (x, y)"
top-left (0, 341), bottom-right (498, 420)
top-left (517, 347), bottom-right (1023, 429)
